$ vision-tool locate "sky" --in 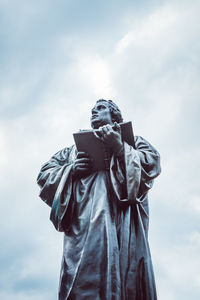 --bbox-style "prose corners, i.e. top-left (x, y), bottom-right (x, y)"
top-left (0, 0), bottom-right (200, 299)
